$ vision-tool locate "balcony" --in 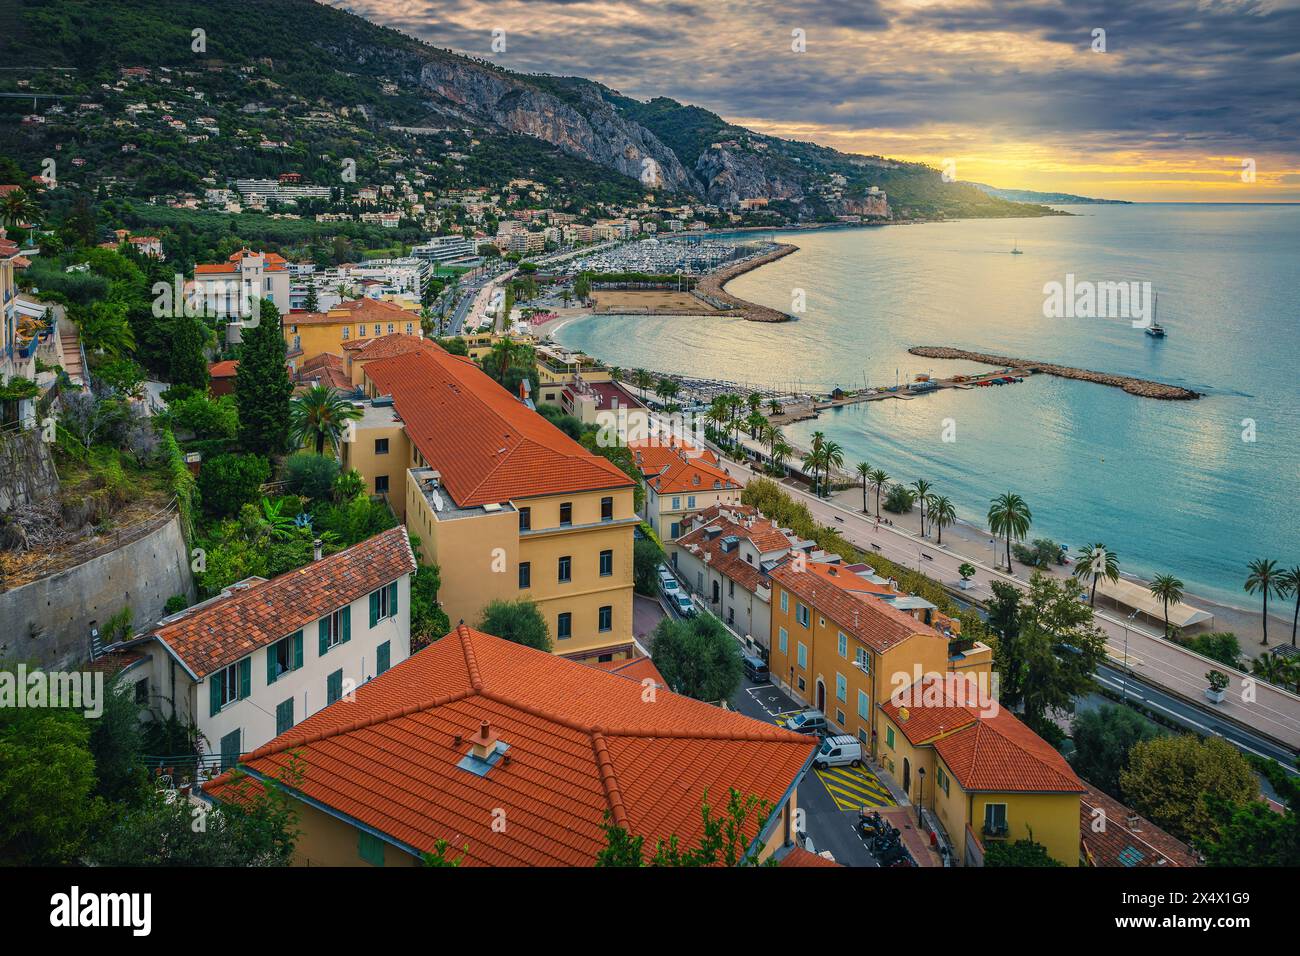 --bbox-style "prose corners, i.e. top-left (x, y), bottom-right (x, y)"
top-left (982, 821), bottom-right (1009, 839)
